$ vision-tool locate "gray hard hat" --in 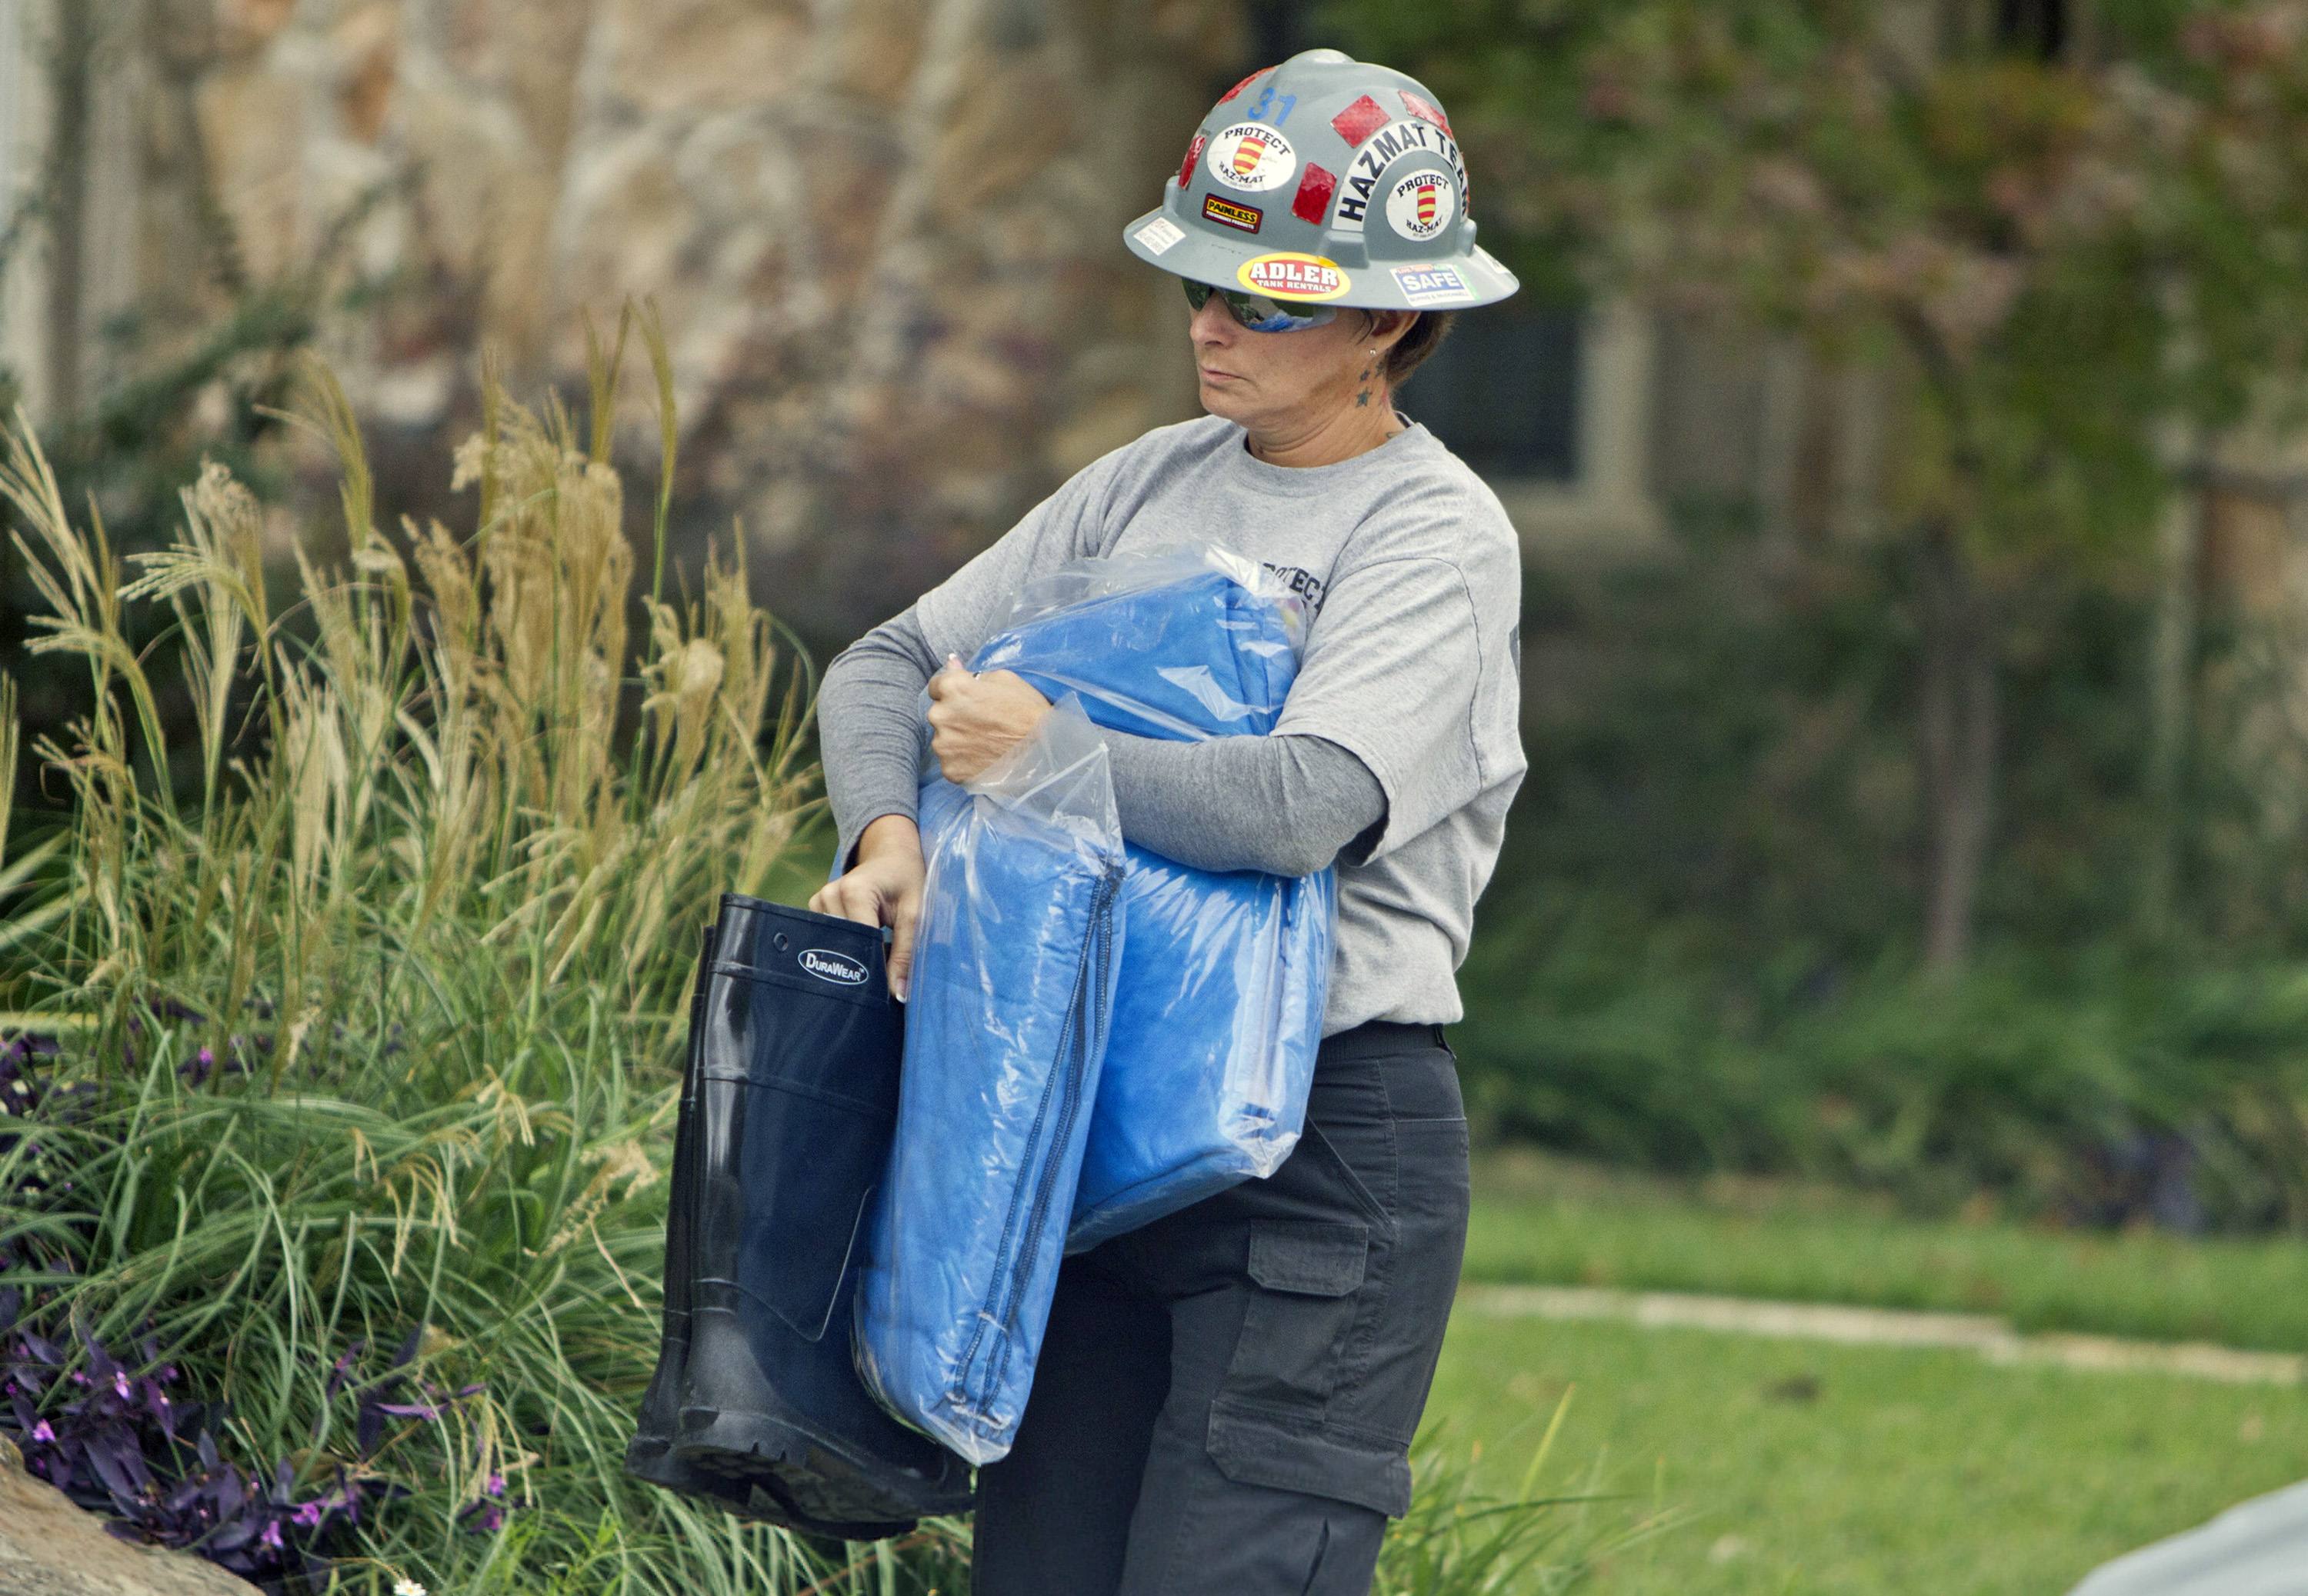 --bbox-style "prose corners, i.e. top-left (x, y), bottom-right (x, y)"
top-left (1122, 48), bottom-right (1519, 313)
